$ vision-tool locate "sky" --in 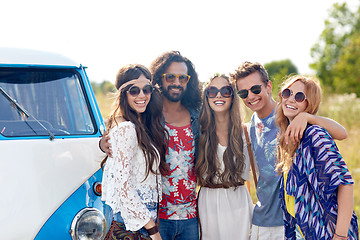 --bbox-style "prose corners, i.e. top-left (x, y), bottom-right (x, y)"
top-left (1, 0), bottom-right (358, 83)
